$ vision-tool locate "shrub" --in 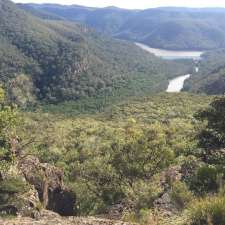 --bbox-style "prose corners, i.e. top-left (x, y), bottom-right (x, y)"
top-left (0, 177), bottom-right (29, 207)
top-left (189, 165), bottom-right (220, 195)
top-left (123, 209), bottom-right (161, 225)
top-left (0, 177), bottom-right (28, 194)
top-left (187, 196), bottom-right (225, 225)
top-left (170, 181), bottom-right (193, 210)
